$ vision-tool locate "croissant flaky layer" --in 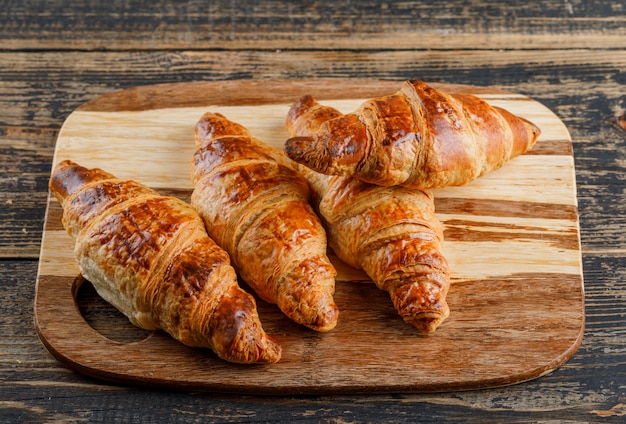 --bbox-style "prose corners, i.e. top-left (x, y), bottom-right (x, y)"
top-left (286, 96), bottom-right (451, 333)
top-left (50, 160), bottom-right (281, 364)
top-left (191, 112), bottom-right (339, 332)
top-left (285, 79), bottom-right (541, 188)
